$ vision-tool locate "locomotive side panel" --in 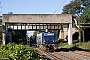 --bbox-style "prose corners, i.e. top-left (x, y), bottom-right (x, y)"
top-left (43, 32), bottom-right (55, 43)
